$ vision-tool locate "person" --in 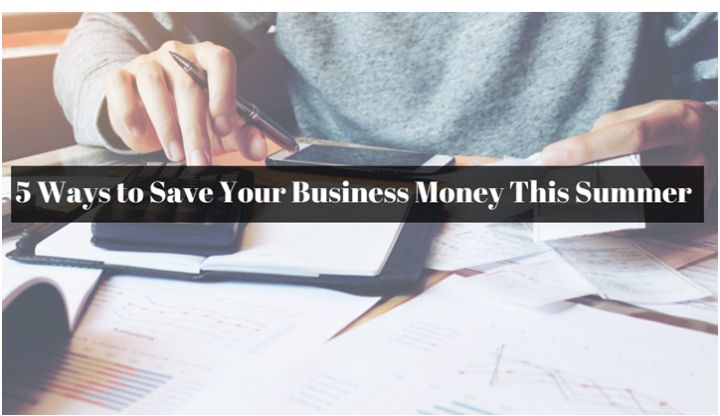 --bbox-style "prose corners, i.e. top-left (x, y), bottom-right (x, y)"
top-left (54, 13), bottom-right (717, 180)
